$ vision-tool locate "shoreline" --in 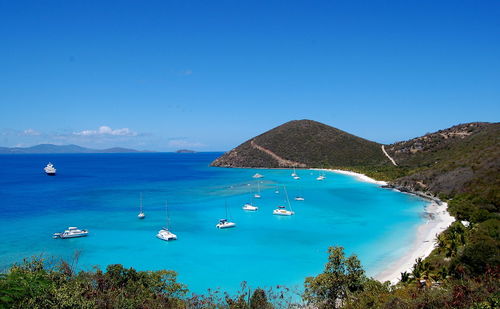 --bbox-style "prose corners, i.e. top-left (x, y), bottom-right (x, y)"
top-left (374, 200), bottom-right (454, 283)
top-left (315, 168), bottom-right (455, 284)
top-left (312, 168), bottom-right (388, 186)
